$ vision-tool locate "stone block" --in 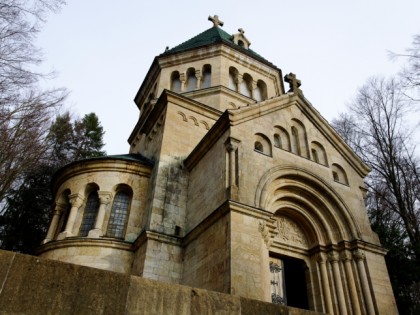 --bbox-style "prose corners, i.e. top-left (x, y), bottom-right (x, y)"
top-left (126, 277), bottom-right (191, 315)
top-left (240, 297), bottom-right (287, 315)
top-left (191, 287), bottom-right (241, 315)
top-left (0, 250), bottom-right (130, 315)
